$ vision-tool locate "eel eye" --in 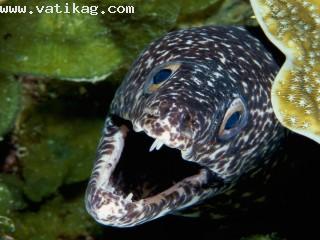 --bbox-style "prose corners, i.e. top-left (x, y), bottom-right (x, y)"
top-left (153, 69), bottom-right (172, 84)
top-left (218, 98), bottom-right (247, 140)
top-left (144, 62), bottom-right (181, 94)
top-left (224, 111), bottom-right (241, 130)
